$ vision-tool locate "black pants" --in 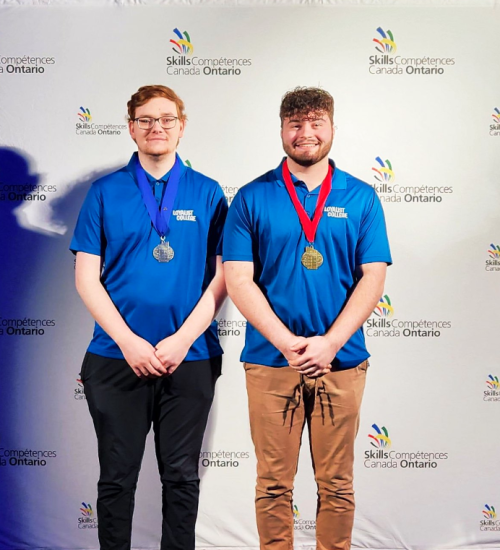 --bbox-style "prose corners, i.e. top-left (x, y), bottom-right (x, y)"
top-left (81, 352), bottom-right (222, 550)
